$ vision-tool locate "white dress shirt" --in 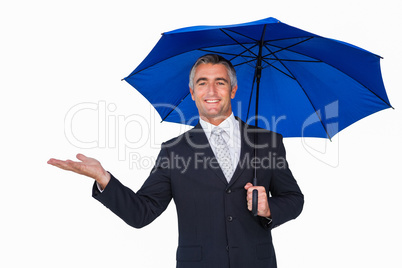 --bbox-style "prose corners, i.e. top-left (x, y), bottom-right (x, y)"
top-left (199, 113), bottom-right (241, 170)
